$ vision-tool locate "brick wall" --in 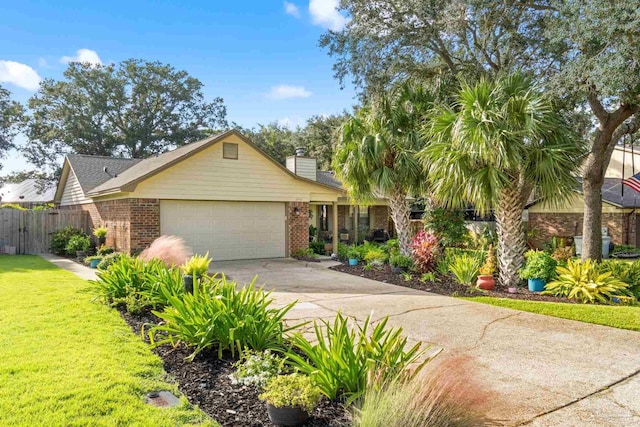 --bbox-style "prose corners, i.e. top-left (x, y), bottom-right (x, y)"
top-left (129, 198), bottom-right (160, 254)
top-left (528, 212), bottom-right (635, 248)
top-left (288, 202), bottom-right (309, 255)
top-left (371, 206), bottom-right (389, 230)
